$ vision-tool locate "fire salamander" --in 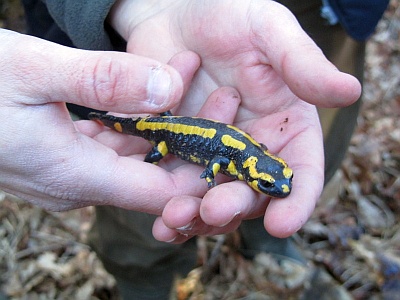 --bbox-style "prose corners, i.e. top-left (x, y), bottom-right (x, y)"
top-left (88, 111), bottom-right (293, 198)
